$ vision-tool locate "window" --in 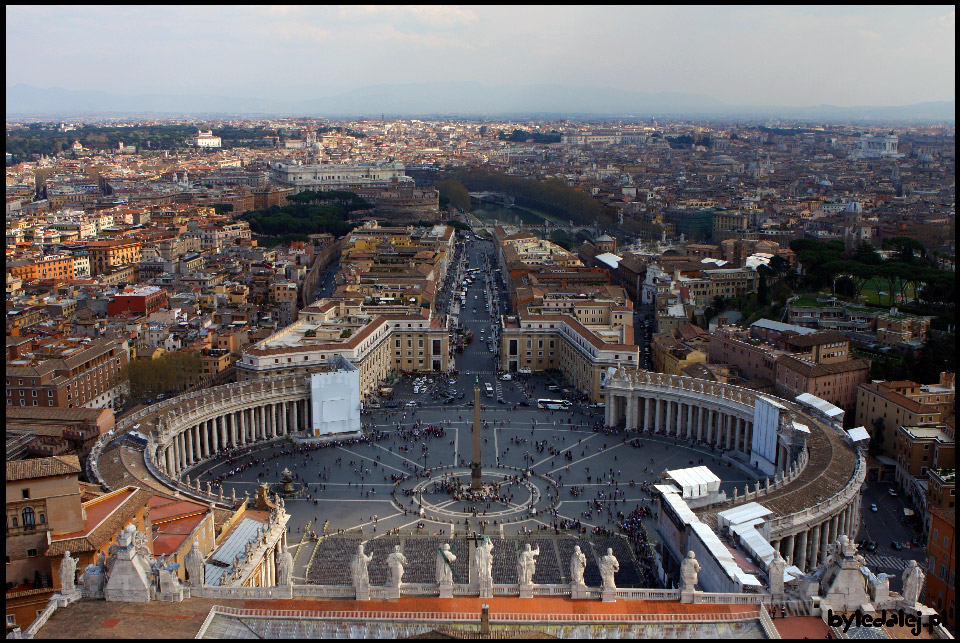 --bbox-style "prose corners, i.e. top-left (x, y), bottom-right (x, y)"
top-left (21, 489), bottom-right (29, 499)
top-left (6, 616), bottom-right (15, 627)
top-left (26, 548), bottom-right (37, 558)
